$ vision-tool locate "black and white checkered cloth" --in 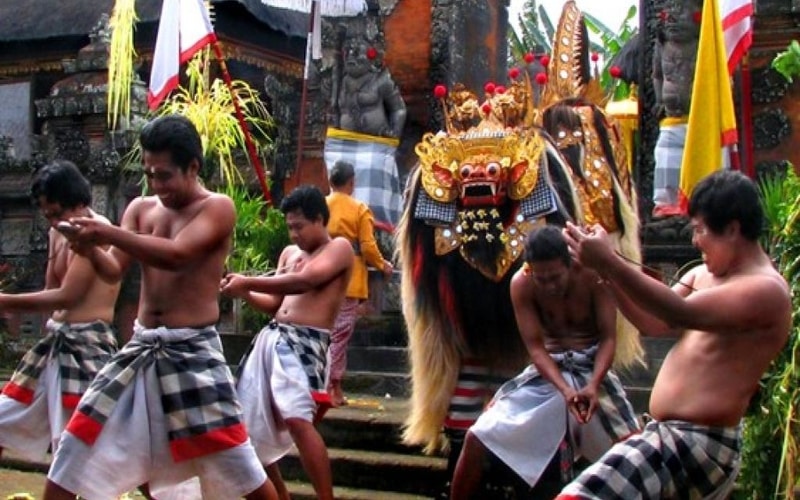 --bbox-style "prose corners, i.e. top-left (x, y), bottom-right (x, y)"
top-left (66, 324), bottom-right (246, 461)
top-left (492, 344), bottom-right (638, 443)
top-left (653, 120), bottom-right (687, 209)
top-left (2, 320), bottom-right (117, 408)
top-left (558, 419), bottom-right (741, 499)
top-left (275, 321), bottom-right (330, 393)
top-left (324, 130), bottom-right (402, 227)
